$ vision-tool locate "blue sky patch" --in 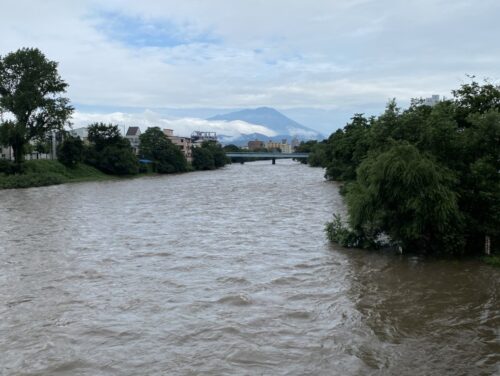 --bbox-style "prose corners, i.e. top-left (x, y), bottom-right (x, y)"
top-left (93, 10), bottom-right (219, 48)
